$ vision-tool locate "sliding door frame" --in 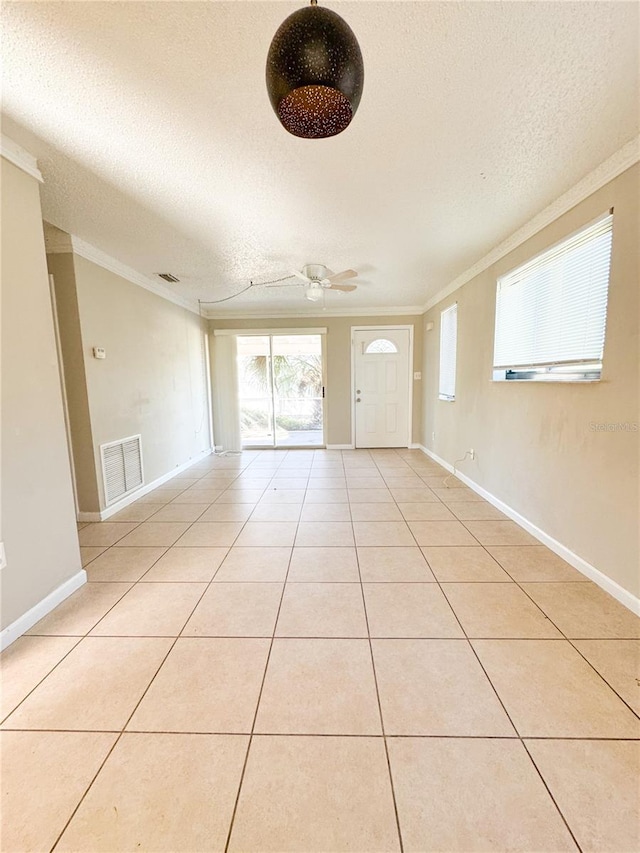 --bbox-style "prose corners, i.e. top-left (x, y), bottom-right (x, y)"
top-left (214, 328), bottom-right (327, 450)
